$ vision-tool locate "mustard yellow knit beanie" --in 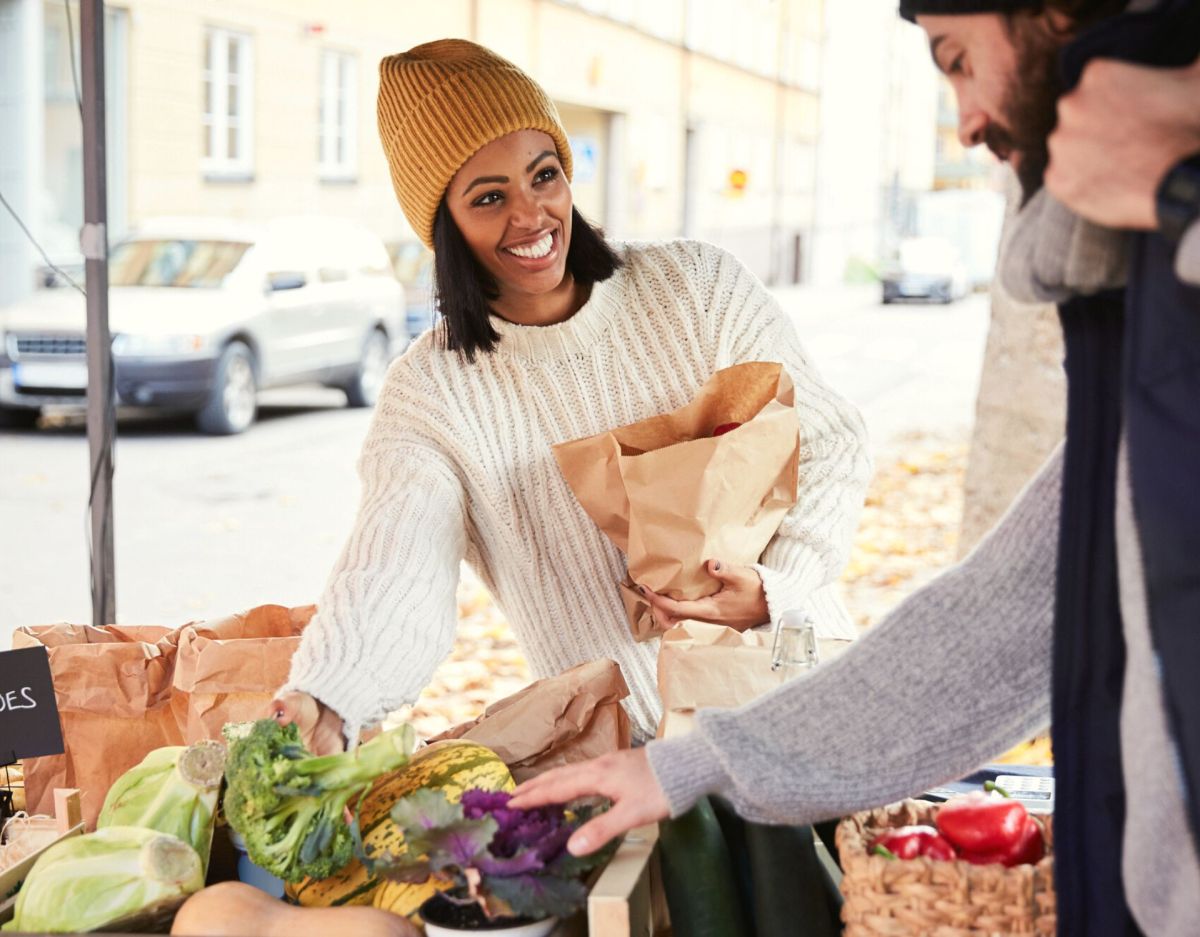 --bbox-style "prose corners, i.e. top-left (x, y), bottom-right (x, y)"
top-left (377, 39), bottom-right (574, 249)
